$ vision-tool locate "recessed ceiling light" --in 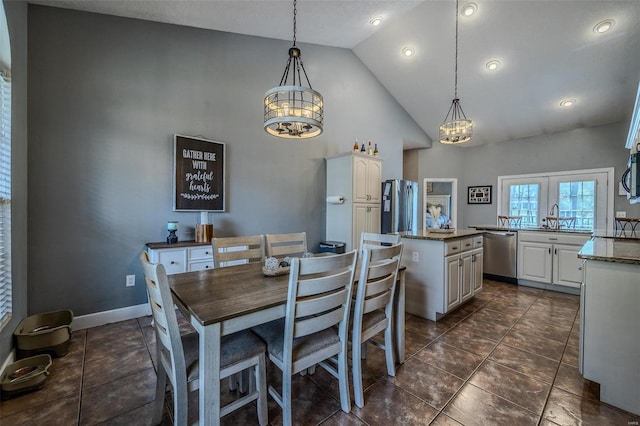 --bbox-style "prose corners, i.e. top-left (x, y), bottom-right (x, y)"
top-left (461, 3), bottom-right (478, 17)
top-left (369, 16), bottom-right (383, 26)
top-left (402, 47), bottom-right (415, 57)
top-left (486, 60), bottom-right (501, 71)
top-left (560, 99), bottom-right (576, 108)
top-left (593, 19), bottom-right (615, 33)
